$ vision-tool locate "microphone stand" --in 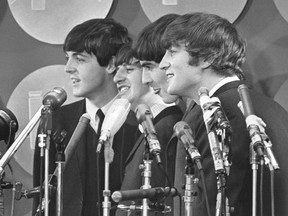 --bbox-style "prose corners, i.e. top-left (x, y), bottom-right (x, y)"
top-left (250, 141), bottom-right (259, 216)
top-left (140, 143), bottom-right (153, 216)
top-left (184, 156), bottom-right (197, 216)
top-left (102, 138), bottom-right (115, 216)
top-left (55, 133), bottom-right (66, 216)
top-left (38, 106), bottom-right (53, 216)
